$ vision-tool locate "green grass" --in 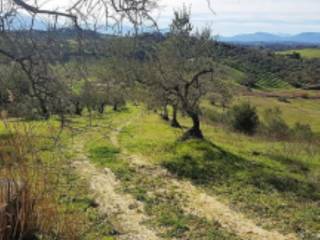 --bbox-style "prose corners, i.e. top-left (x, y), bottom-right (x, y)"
top-left (277, 48), bottom-right (320, 59)
top-left (87, 134), bottom-right (241, 239)
top-left (237, 95), bottom-right (320, 132)
top-left (217, 64), bottom-right (247, 83)
top-left (83, 107), bottom-right (242, 239)
top-left (118, 105), bottom-right (320, 239)
top-left (1, 101), bottom-right (319, 239)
